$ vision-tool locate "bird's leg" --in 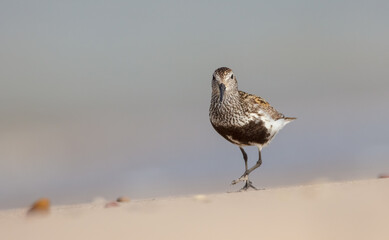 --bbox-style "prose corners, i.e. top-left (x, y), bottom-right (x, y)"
top-left (231, 147), bottom-right (262, 190)
top-left (245, 148), bottom-right (262, 176)
top-left (231, 147), bottom-right (257, 190)
top-left (231, 147), bottom-right (248, 186)
top-left (240, 147), bottom-right (248, 172)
